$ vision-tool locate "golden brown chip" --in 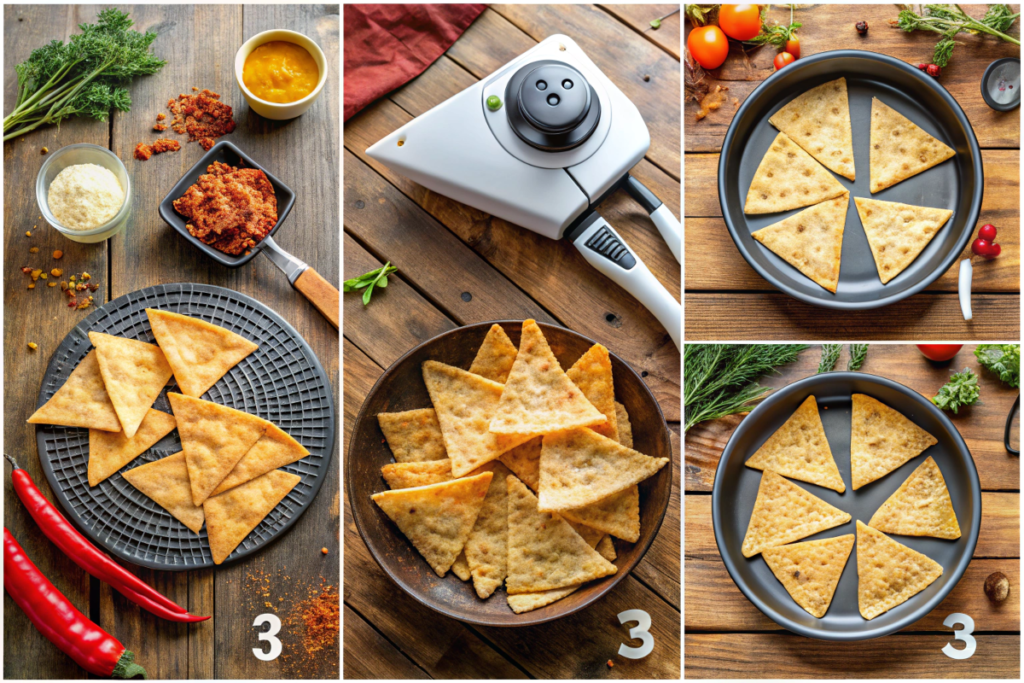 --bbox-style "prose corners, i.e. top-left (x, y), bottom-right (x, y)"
top-left (27, 350), bottom-right (121, 432)
top-left (869, 98), bottom-right (955, 193)
top-left (596, 535), bottom-right (617, 562)
top-left (614, 401), bottom-right (633, 449)
top-left (853, 198), bottom-right (953, 284)
top-left (851, 394), bottom-right (938, 490)
top-left (380, 460), bottom-right (453, 490)
top-left (464, 461), bottom-right (512, 599)
top-left (744, 133), bottom-right (847, 214)
top-left (499, 437), bottom-right (542, 490)
top-left (451, 553), bottom-right (472, 581)
top-left (468, 324), bottom-right (518, 384)
top-left (204, 469), bottom-right (301, 564)
top-left (857, 520), bottom-right (943, 620)
top-left (123, 452), bottom-right (205, 533)
top-left (211, 423), bottom-right (309, 495)
top-left (769, 78), bottom-right (855, 180)
top-left (560, 487), bottom-right (641, 543)
top-left (868, 457), bottom-right (960, 539)
top-left (88, 409), bottom-right (177, 486)
top-left (377, 409), bottom-right (448, 463)
top-left (566, 344), bottom-right (618, 441)
top-left (762, 534), bottom-right (854, 618)
top-left (507, 585), bottom-right (580, 614)
top-left (89, 332), bottom-right (174, 439)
